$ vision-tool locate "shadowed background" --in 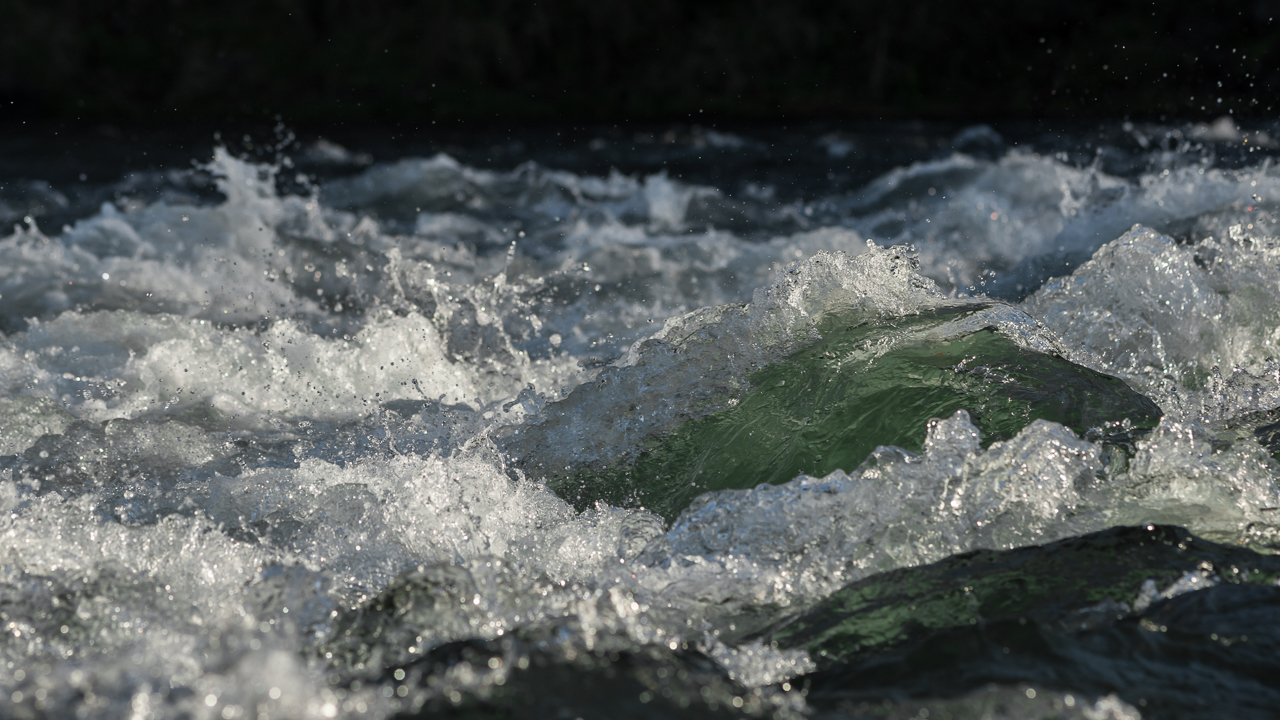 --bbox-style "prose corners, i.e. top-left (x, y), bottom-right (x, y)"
top-left (2, 0), bottom-right (1279, 126)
